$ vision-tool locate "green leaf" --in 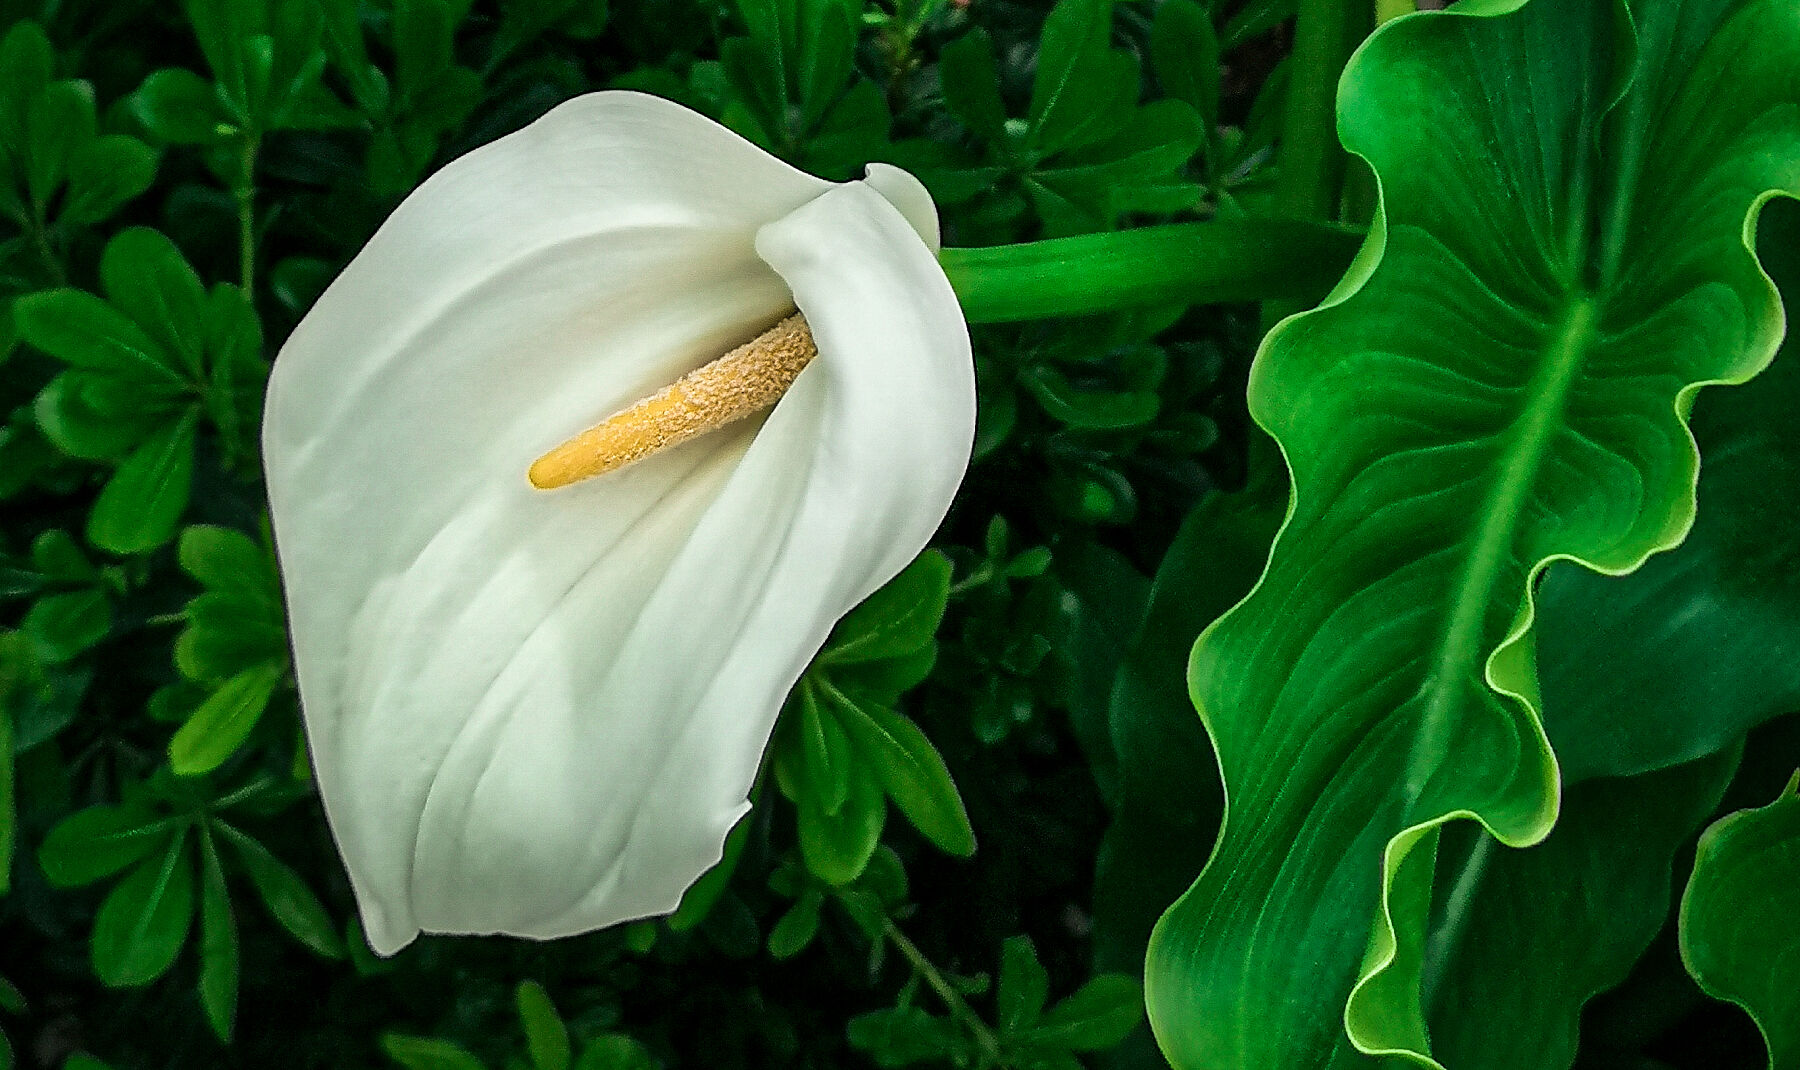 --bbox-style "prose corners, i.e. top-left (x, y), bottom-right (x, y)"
top-left (14, 289), bottom-right (183, 384)
top-left (196, 827), bottom-right (238, 1042)
top-left (822, 550), bottom-right (951, 664)
top-left (1092, 478), bottom-right (1277, 972)
top-left (1143, 1), bottom-right (1800, 1066)
top-left (1423, 748), bottom-right (1740, 1070)
top-left (88, 409), bottom-right (199, 555)
top-left (130, 68), bottom-right (231, 145)
top-left (168, 661), bottom-right (285, 776)
top-left (829, 686), bottom-right (975, 857)
top-left (1149, 0), bottom-right (1219, 137)
top-left (765, 891), bottom-right (821, 959)
top-left (179, 524), bottom-right (278, 597)
top-left (1680, 773), bottom-right (1800, 1070)
top-left (101, 229), bottom-right (209, 380)
top-left (38, 804), bottom-right (174, 887)
top-left (997, 935), bottom-right (1050, 1033)
top-left (22, 589), bottom-right (109, 663)
top-left (1018, 974), bottom-right (1144, 1052)
top-left (381, 1034), bottom-right (488, 1070)
top-left (91, 829), bottom-right (194, 987)
top-left (0, 22), bottom-right (53, 152)
top-left (938, 30), bottom-right (1006, 142)
top-left (516, 982), bottom-right (571, 1070)
top-left (847, 1006), bottom-right (965, 1068)
top-left (1537, 198), bottom-right (1800, 784)
top-left (572, 1036), bottom-right (655, 1070)
top-left (796, 683), bottom-right (852, 816)
top-left (59, 136), bottom-right (159, 226)
top-left (34, 372), bottom-right (172, 461)
top-left (214, 822), bottom-right (344, 958)
top-left (25, 80), bottom-right (94, 207)
top-left (1019, 365), bottom-right (1158, 430)
top-left (1028, 0), bottom-right (1132, 155)
top-left (796, 760), bottom-right (884, 886)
